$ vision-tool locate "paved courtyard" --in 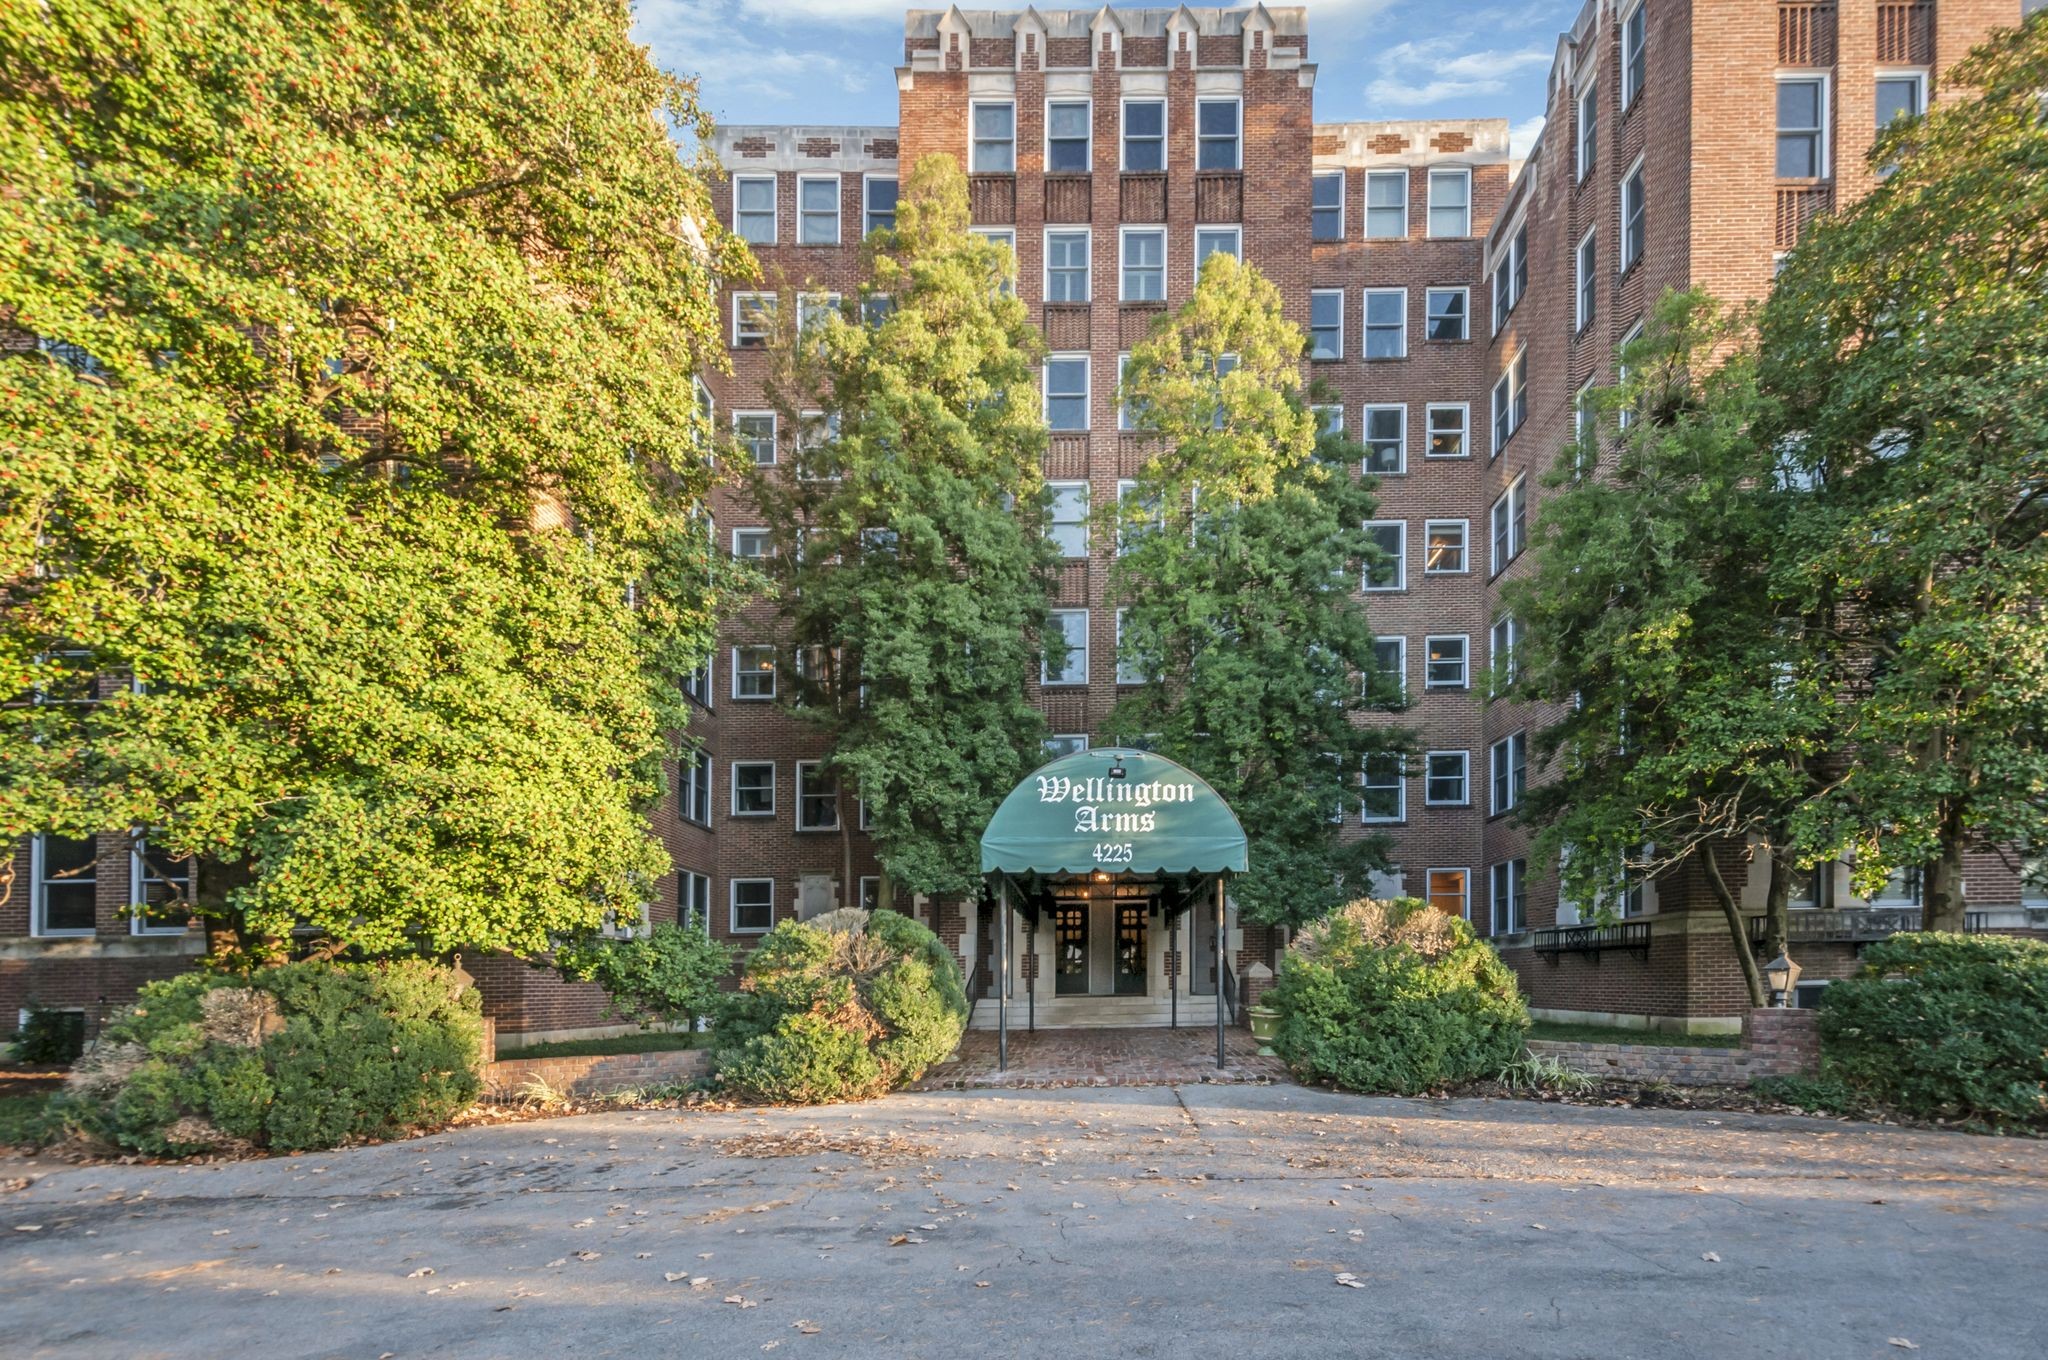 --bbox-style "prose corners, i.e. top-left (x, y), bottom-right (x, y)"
top-left (915, 1023), bottom-right (1286, 1086)
top-left (3, 1084), bottom-right (2045, 1359)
